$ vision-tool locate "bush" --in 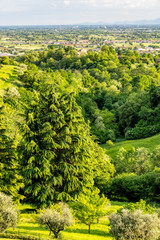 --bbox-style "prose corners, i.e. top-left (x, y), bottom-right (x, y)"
top-left (106, 140), bottom-right (114, 146)
top-left (109, 209), bottom-right (160, 240)
top-left (125, 125), bottom-right (160, 140)
top-left (39, 202), bottom-right (73, 238)
top-left (0, 192), bottom-right (18, 233)
top-left (124, 199), bottom-right (154, 214)
top-left (0, 233), bottom-right (39, 240)
top-left (105, 171), bottom-right (160, 202)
